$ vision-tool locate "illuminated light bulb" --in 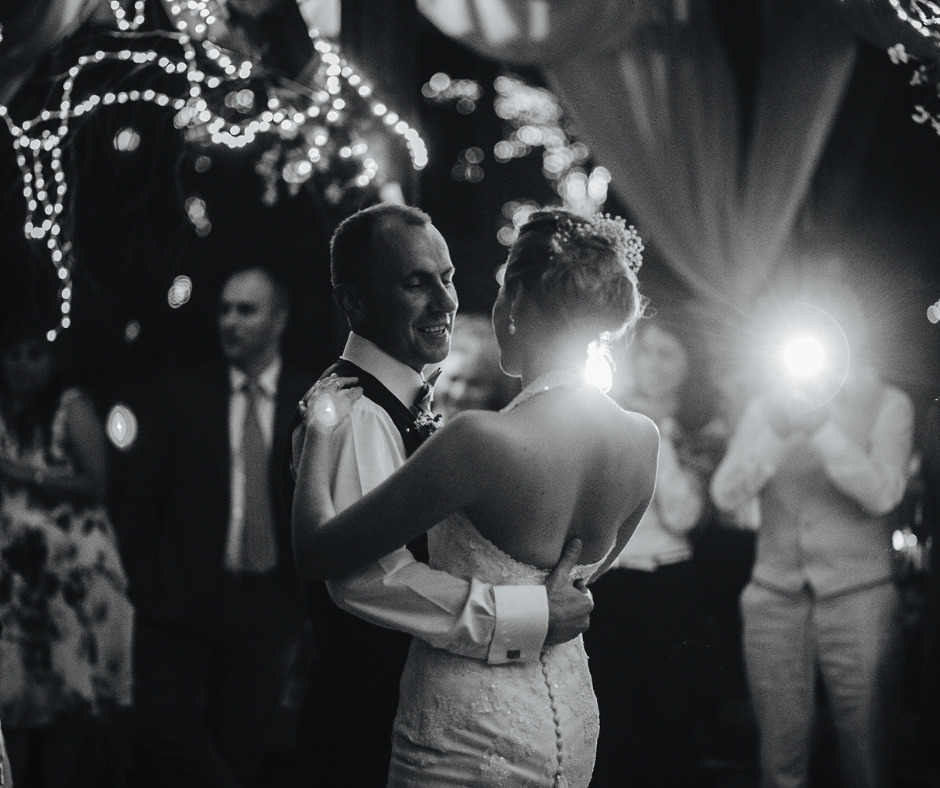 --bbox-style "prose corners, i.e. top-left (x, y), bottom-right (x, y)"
top-left (782, 334), bottom-right (826, 379)
top-left (928, 302), bottom-right (940, 324)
